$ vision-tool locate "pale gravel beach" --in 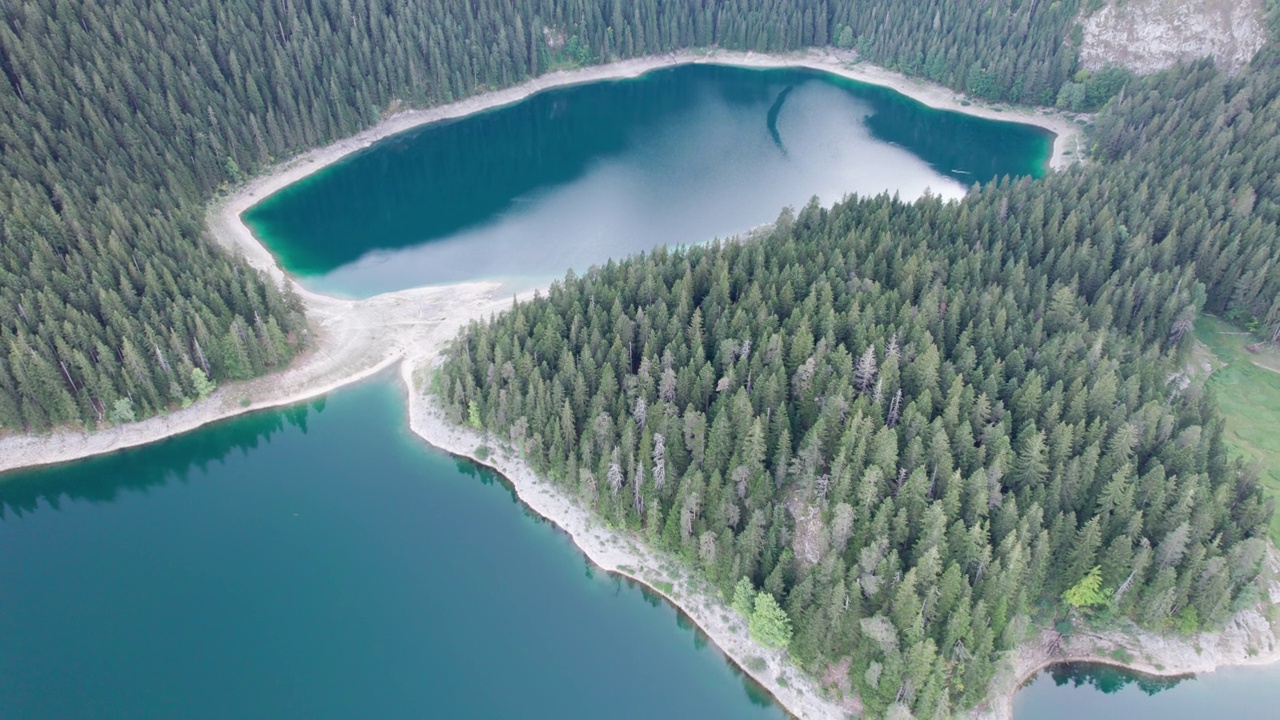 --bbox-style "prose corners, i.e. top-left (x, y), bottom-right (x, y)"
top-left (0, 282), bottom-right (513, 474)
top-left (16, 48), bottom-right (1274, 720)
